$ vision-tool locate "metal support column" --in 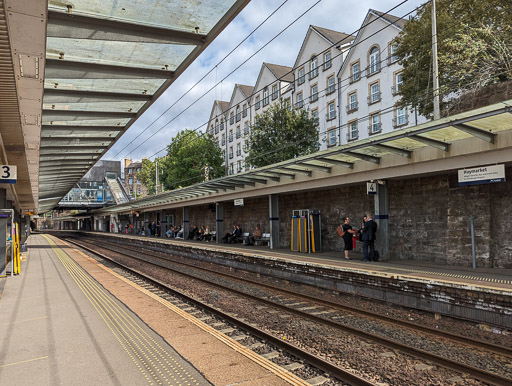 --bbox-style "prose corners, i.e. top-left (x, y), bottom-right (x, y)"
top-left (0, 189), bottom-right (7, 276)
top-left (216, 203), bottom-right (223, 244)
top-left (269, 194), bottom-right (279, 250)
top-left (374, 182), bottom-right (389, 258)
top-left (183, 206), bottom-right (190, 239)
